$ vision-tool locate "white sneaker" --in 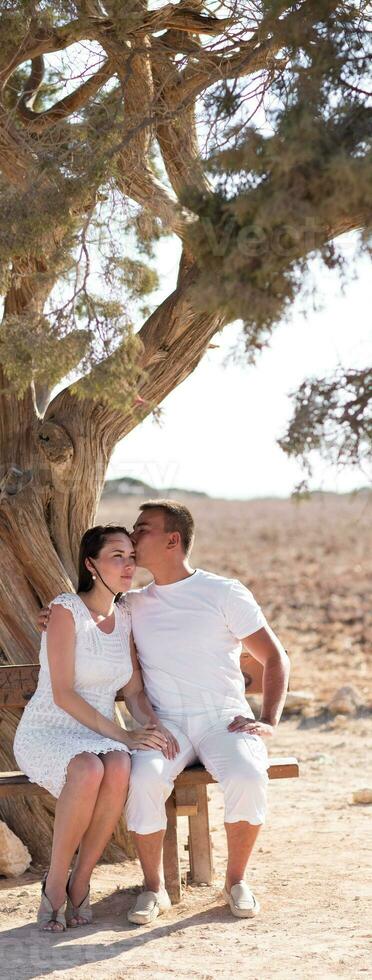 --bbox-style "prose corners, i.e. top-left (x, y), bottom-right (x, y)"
top-left (127, 887), bottom-right (171, 925)
top-left (223, 881), bottom-right (260, 919)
